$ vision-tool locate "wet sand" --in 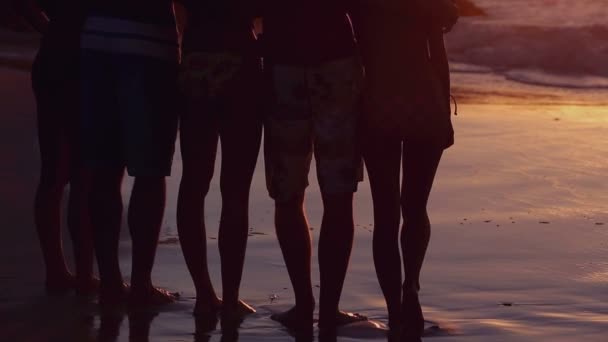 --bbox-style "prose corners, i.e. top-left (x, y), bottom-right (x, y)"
top-left (2, 59), bottom-right (608, 341)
